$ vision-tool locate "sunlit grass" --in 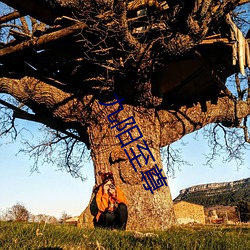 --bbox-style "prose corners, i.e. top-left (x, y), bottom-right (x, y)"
top-left (0, 221), bottom-right (249, 249)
